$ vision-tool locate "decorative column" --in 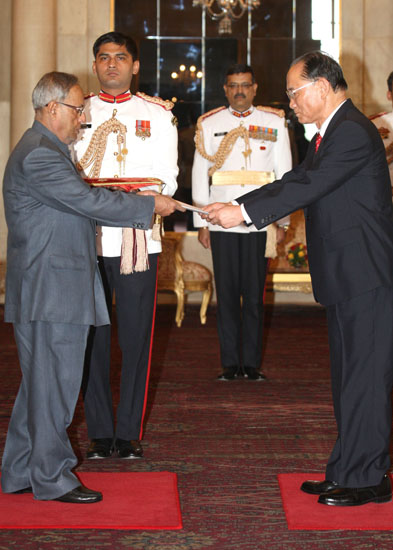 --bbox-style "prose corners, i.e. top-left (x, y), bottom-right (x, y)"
top-left (341, 0), bottom-right (393, 115)
top-left (11, 0), bottom-right (56, 148)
